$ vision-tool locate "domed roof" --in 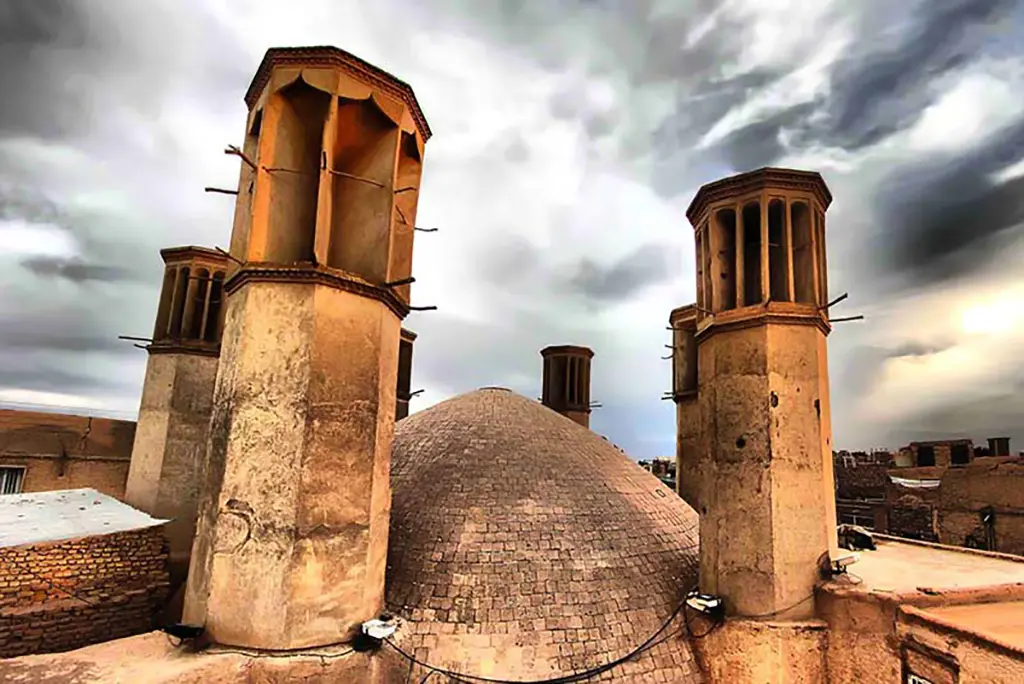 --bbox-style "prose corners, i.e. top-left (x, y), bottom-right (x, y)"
top-left (385, 388), bottom-right (702, 682)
